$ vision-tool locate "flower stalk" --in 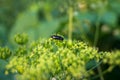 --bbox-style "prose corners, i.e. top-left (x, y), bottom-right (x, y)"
top-left (68, 7), bottom-right (73, 45)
